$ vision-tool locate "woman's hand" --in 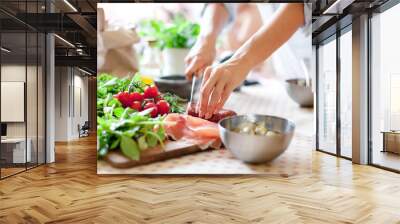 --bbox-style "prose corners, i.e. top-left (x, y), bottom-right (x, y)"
top-left (184, 37), bottom-right (217, 80)
top-left (196, 3), bottom-right (306, 119)
top-left (197, 59), bottom-right (250, 119)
